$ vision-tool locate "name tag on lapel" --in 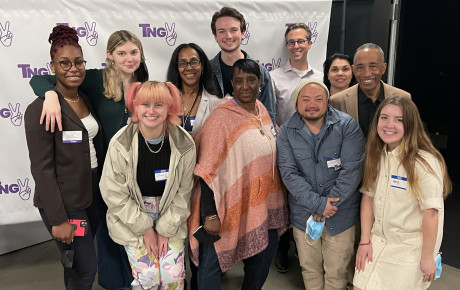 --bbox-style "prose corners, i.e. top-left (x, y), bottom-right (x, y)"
top-left (63, 131), bottom-right (82, 143)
